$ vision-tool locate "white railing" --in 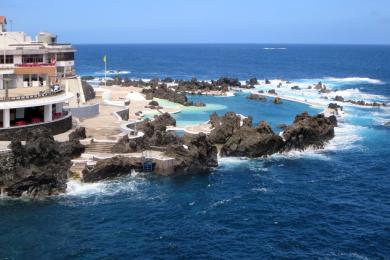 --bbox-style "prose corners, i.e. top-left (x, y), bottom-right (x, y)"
top-left (0, 86), bottom-right (65, 102)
